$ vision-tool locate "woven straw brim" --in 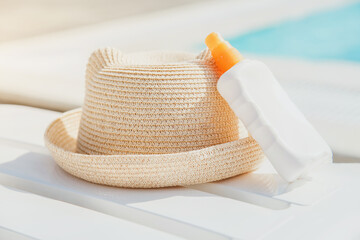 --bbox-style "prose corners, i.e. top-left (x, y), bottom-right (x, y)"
top-left (45, 109), bottom-right (265, 188)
